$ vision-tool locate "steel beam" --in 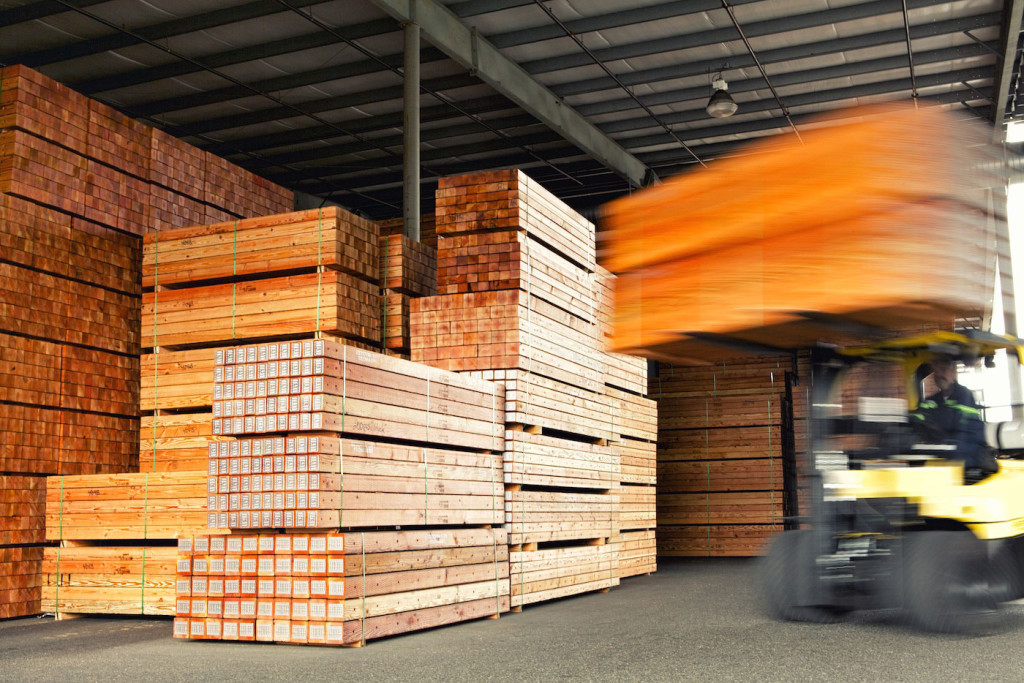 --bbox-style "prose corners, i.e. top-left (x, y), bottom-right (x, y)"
top-left (404, 20), bottom-right (421, 241)
top-left (368, 0), bottom-right (649, 188)
top-left (992, 0), bottom-right (1024, 134)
